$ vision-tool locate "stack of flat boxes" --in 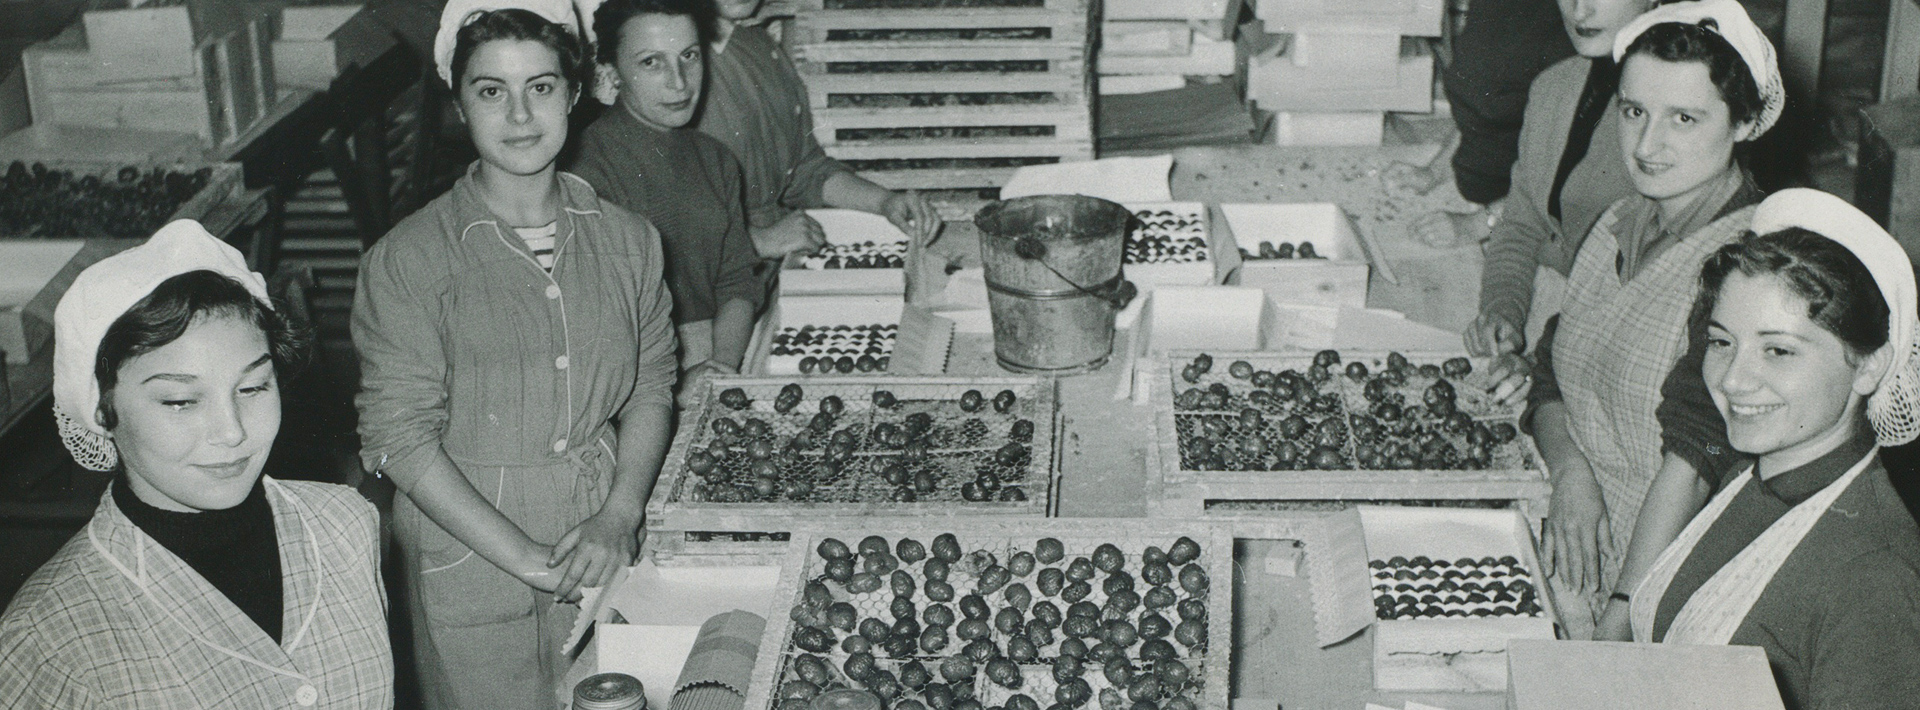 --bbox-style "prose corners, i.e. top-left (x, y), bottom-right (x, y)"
top-left (1246, 0), bottom-right (1442, 145)
top-left (1097, 0), bottom-right (1244, 95)
top-left (787, 0), bottom-right (1095, 191)
top-left (272, 3), bottom-right (396, 91)
top-left (20, 0), bottom-right (280, 149)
